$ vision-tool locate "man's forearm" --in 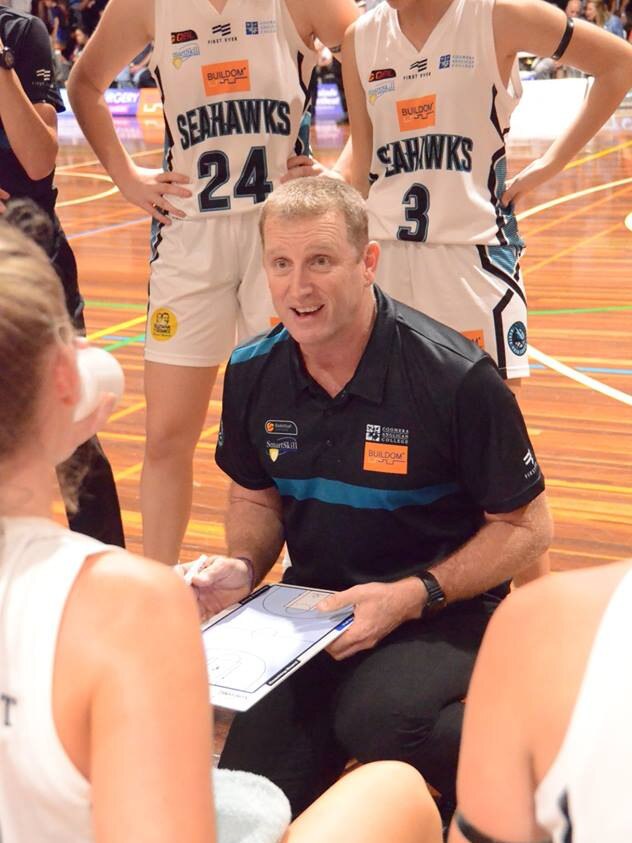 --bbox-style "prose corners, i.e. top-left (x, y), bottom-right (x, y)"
top-left (226, 499), bottom-right (285, 586)
top-left (0, 72), bottom-right (57, 179)
top-left (430, 494), bottom-right (553, 604)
